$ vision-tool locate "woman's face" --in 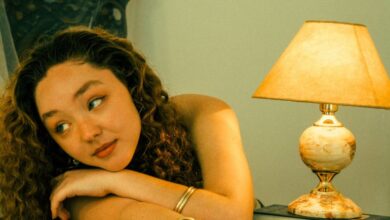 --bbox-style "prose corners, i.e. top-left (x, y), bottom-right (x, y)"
top-left (35, 61), bottom-right (141, 171)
